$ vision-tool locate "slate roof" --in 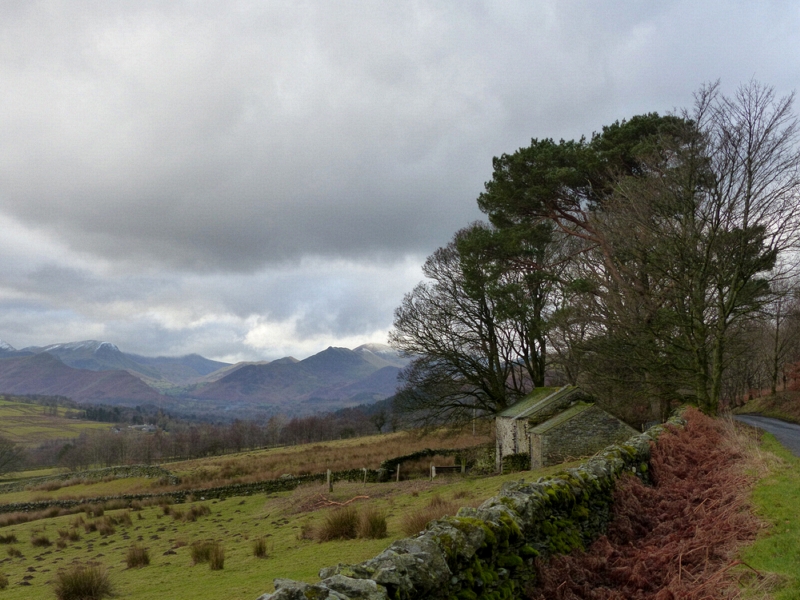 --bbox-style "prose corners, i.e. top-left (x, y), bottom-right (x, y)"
top-left (529, 402), bottom-right (593, 434)
top-left (496, 385), bottom-right (583, 420)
